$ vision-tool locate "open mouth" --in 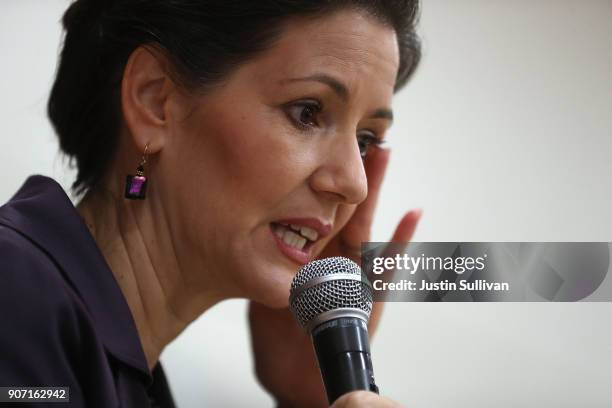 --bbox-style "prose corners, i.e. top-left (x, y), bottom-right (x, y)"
top-left (270, 222), bottom-right (319, 252)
